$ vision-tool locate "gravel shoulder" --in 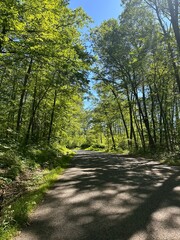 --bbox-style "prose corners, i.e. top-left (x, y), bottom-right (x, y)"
top-left (14, 150), bottom-right (180, 240)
